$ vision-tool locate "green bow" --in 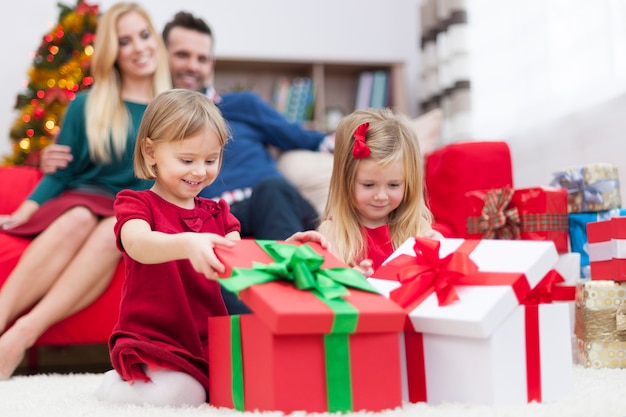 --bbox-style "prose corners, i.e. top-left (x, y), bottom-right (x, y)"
top-left (219, 240), bottom-right (379, 300)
